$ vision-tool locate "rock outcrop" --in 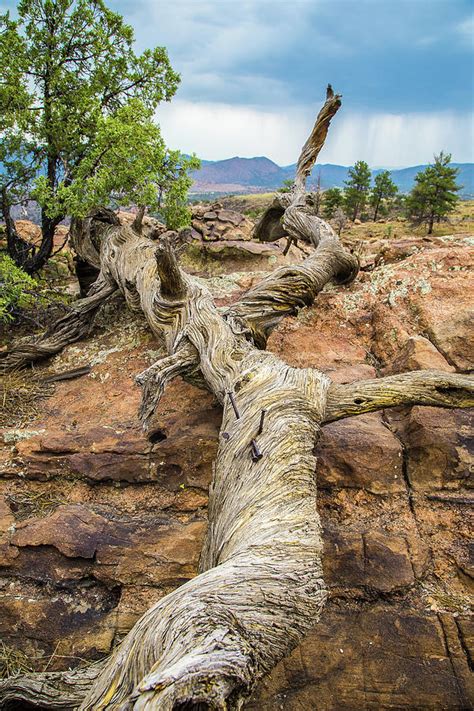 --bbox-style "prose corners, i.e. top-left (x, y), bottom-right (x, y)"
top-left (0, 220), bottom-right (472, 708)
top-left (179, 202), bottom-right (307, 274)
